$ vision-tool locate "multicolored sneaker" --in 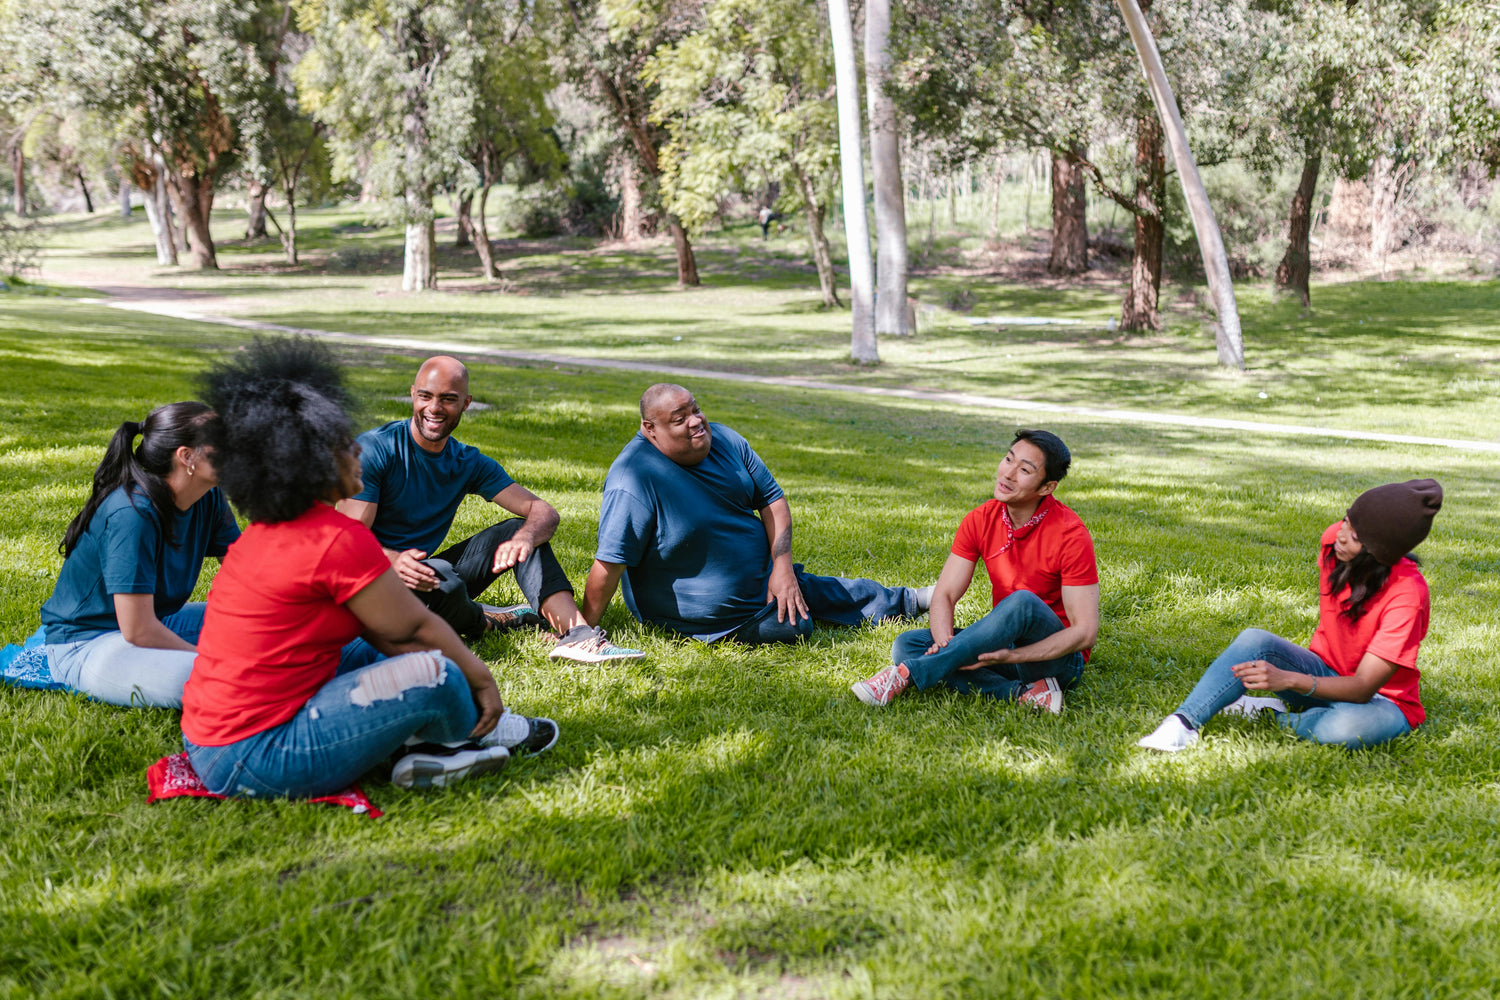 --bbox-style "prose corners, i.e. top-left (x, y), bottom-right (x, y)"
top-left (851, 663), bottom-right (911, 707)
top-left (481, 603), bottom-right (546, 633)
top-left (481, 709), bottom-right (560, 755)
top-left (547, 626), bottom-right (645, 664)
top-left (391, 742), bottom-right (509, 789)
top-left (1017, 676), bottom-right (1064, 714)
